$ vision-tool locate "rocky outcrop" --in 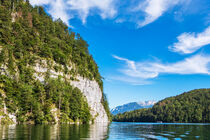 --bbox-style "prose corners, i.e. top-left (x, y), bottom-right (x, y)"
top-left (0, 103), bottom-right (16, 124)
top-left (71, 76), bottom-right (108, 123)
top-left (33, 60), bottom-right (108, 123)
top-left (0, 58), bottom-right (108, 123)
